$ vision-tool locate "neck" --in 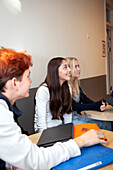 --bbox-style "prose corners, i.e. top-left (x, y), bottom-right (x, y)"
top-left (1, 92), bottom-right (15, 105)
top-left (60, 81), bottom-right (63, 86)
top-left (60, 80), bottom-right (66, 86)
